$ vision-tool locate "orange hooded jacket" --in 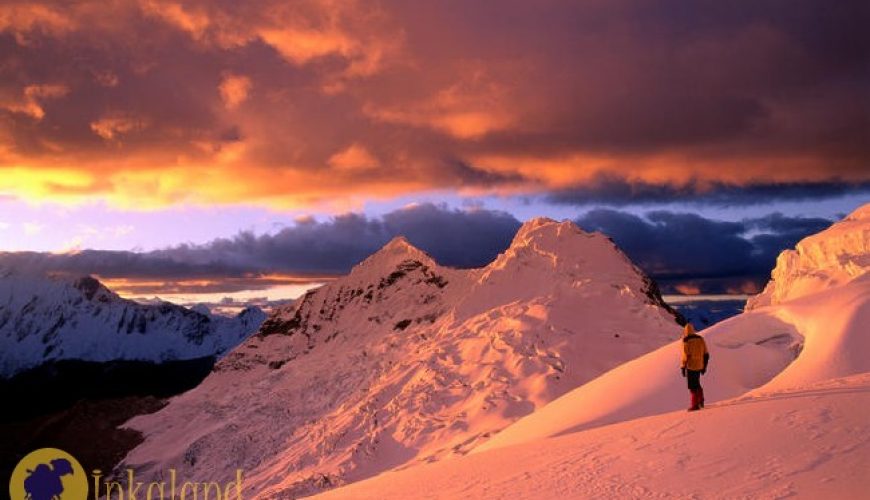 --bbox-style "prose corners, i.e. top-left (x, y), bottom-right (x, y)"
top-left (681, 324), bottom-right (709, 371)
